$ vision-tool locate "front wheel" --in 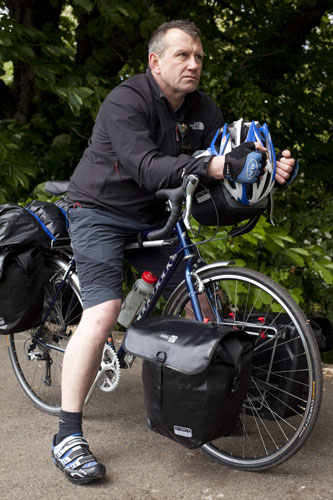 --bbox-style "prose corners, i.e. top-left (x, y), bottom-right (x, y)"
top-left (7, 253), bottom-right (82, 416)
top-left (163, 265), bottom-right (322, 471)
